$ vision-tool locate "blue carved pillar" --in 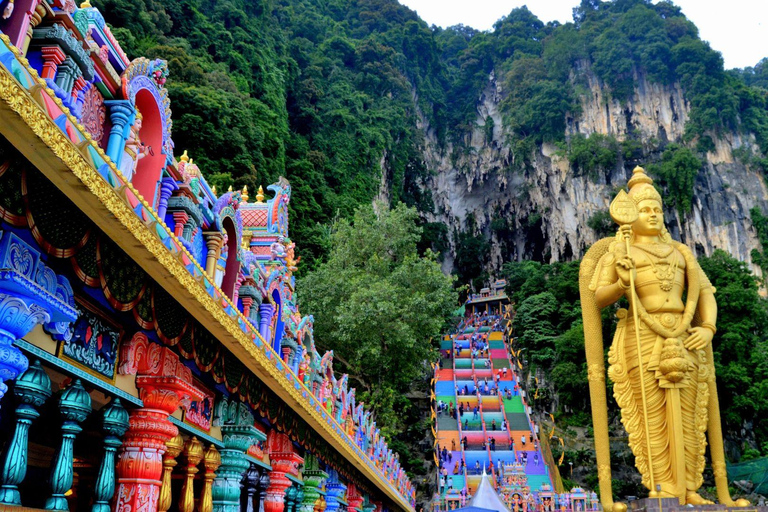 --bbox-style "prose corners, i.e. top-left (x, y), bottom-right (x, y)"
top-left (157, 177), bottom-right (179, 220)
top-left (212, 402), bottom-right (266, 512)
top-left (45, 379), bottom-right (92, 510)
top-left (91, 398), bottom-right (129, 512)
top-left (259, 303), bottom-right (274, 344)
top-left (324, 471), bottom-right (346, 512)
top-left (0, 360), bottom-right (52, 505)
top-left (104, 100), bottom-right (136, 168)
top-left (0, 231), bottom-right (77, 413)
